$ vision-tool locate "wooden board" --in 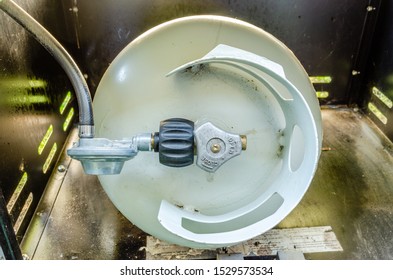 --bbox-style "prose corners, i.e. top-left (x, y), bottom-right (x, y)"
top-left (146, 226), bottom-right (342, 260)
